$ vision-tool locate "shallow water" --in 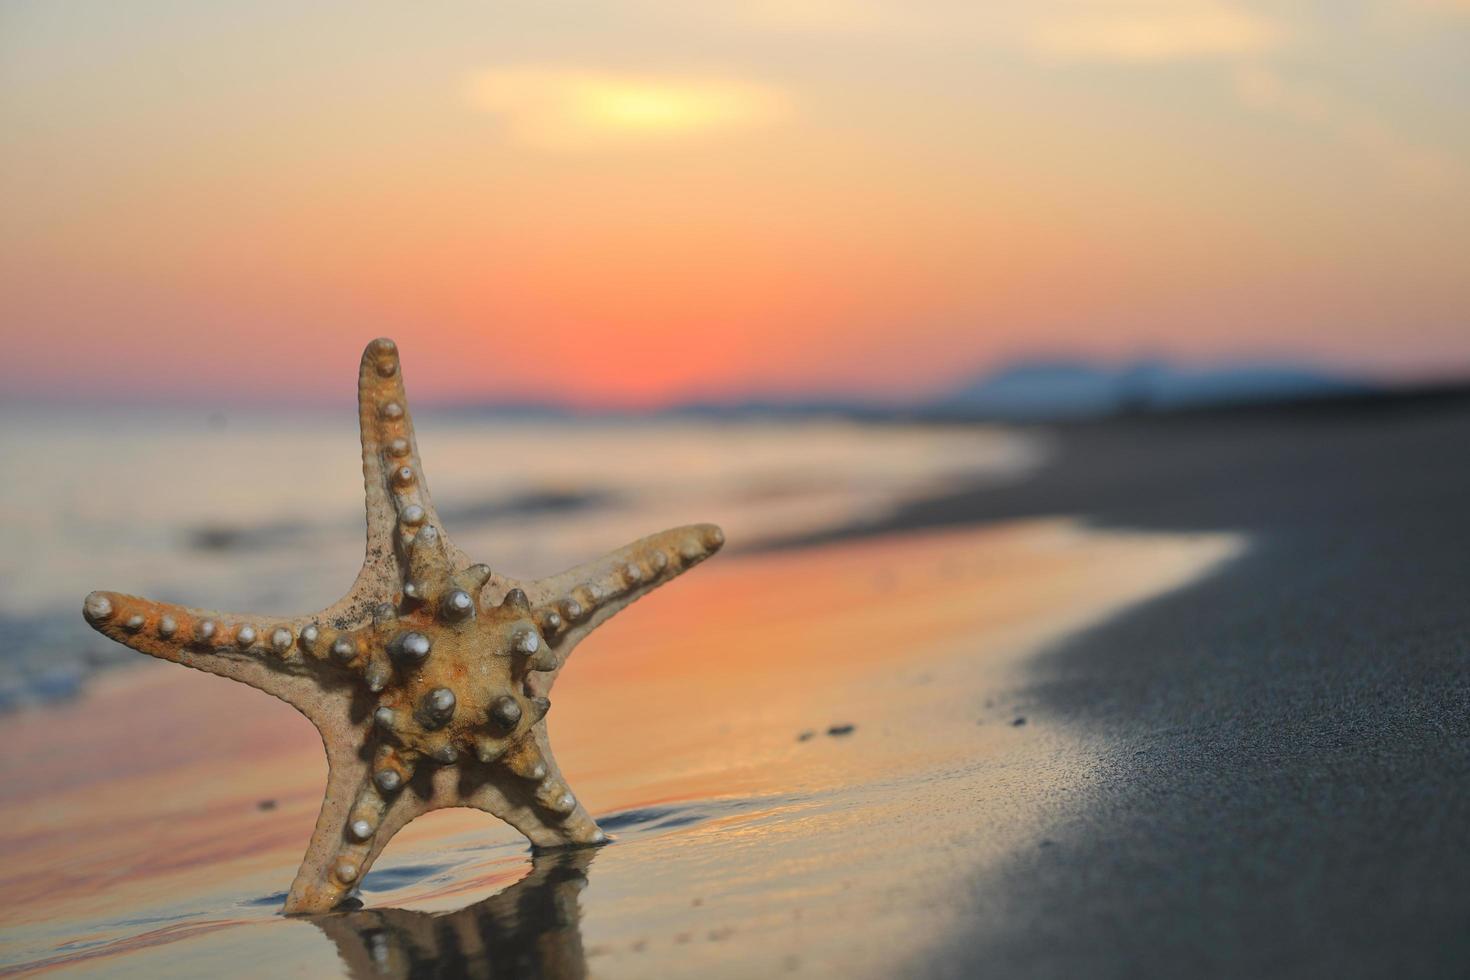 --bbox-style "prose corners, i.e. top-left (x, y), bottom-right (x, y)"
top-left (0, 519), bottom-right (1240, 977)
top-left (0, 408), bottom-right (1041, 708)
